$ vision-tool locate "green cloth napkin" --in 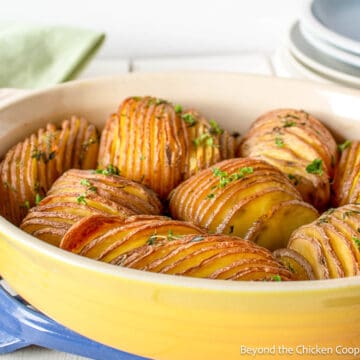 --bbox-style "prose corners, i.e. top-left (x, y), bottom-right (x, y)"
top-left (0, 24), bottom-right (105, 89)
